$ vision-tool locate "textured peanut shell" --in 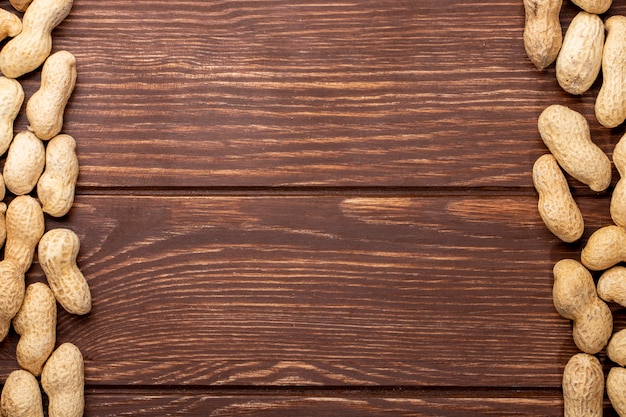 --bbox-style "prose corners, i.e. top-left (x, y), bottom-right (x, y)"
top-left (598, 266), bottom-right (626, 307)
top-left (0, 77), bottom-right (24, 155)
top-left (532, 154), bottom-right (583, 242)
top-left (581, 225), bottom-right (626, 271)
top-left (13, 282), bottom-right (56, 376)
top-left (0, 260), bottom-right (23, 343)
top-left (596, 15), bottom-right (626, 128)
top-left (0, 203), bottom-right (7, 250)
top-left (523, 0), bottom-right (563, 70)
top-left (608, 329), bottom-right (626, 367)
top-left (0, 8), bottom-right (22, 40)
top-left (571, 0), bottom-right (612, 14)
top-left (4, 195), bottom-right (44, 274)
top-left (39, 228), bottom-right (91, 315)
top-left (26, 50), bottom-right (76, 140)
top-left (562, 353), bottom-right (604, 417)
top-left (612, 133), bottom-right (626, 228)
top-left (0, 369), bottom-right (43, 417)
top-left (608, 367), bottom-right (626, 417)
top-left (3, 131), bottom-right (45, 195)
top-left (10, 0), bottom-right (34, 12)
top-left (553, 259), bottom-right (612, 354)
top-left (41, 343), bottom-right (84, 417)
top-left (0, 0), bottom-right (73, 78)
top-left (37, 134), bottom-right (78, 217)
top-left (556, 11), bottom-right (603, 95)
top-left (538, 104), bottom-right (611, 191)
